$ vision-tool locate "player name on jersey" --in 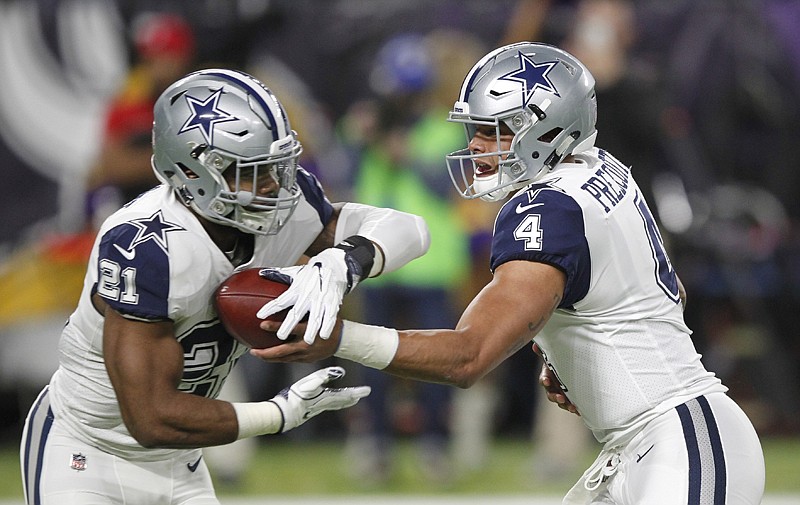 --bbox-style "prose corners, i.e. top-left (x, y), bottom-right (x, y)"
top-left (580, 151), bottom-right (630, 213)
